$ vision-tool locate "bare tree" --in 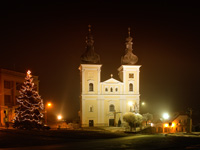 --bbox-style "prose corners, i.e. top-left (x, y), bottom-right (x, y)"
top-left (142, 113), bottom-right (153, 125)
